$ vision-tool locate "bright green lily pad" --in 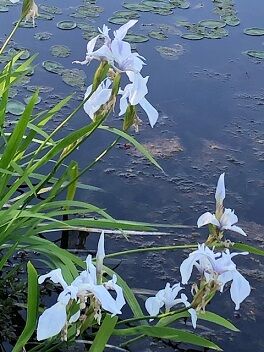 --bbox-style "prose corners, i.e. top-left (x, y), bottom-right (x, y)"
top-left (50, 45), bottom-right (71, 58)
top-left (125, 33), bottom-right (149, 43)
top-left (148, 30), bottom-right (168, 40)
top-left (39, 4), bottom-right (62, 15)
top-left (61, 69), bottom-right (86, 88)
top-left (122, 3), bottom-right (151, 12)
top-left (6, 100), bottom-right (26, 116)
top-left (181, 33), bottom-right (204, 40)
top-left (42, 60), bottom-right (65, 74)
top-left (34, 32), bottom-right (53, 40)
top-left (57, 20), bottom-right (77, 30)
top-left (244, 50), bottom-right (264, 59)
top-left (199, 19), bottom-right (226, 29)
top-left (24, 96), bottom-right (42, 105)
top-left (244, 28), bottom-right (264, 36)
top-left (155, 44), bottom-right (184, 59)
